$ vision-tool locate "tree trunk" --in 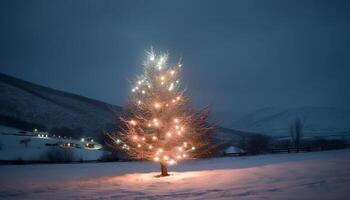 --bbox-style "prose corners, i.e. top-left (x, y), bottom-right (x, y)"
top-left (160, 162), bottom-right (169, 176)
